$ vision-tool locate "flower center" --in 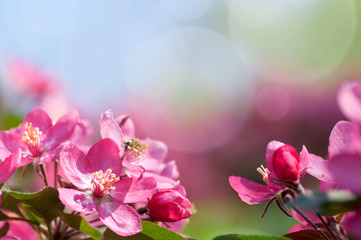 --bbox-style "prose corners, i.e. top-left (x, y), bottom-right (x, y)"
top-left (257, 165), bottom-right (271, 184)
top-left (21, 122), bottom-right (42, 156)
top-left (92, 169), bottom-right (120, 198)
top-left (124, 138), bottom-right (149, 158)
